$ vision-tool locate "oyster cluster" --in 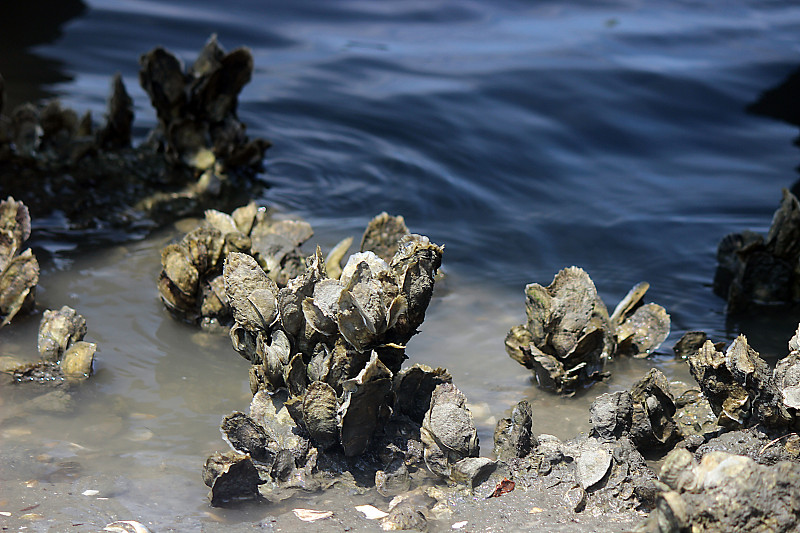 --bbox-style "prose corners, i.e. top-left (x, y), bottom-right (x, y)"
top-left (158, 203), bottom-right (315, 329)
top-left (505, 267), bottom-right (670, 394)
top-left (222, 230), bottom-right (444, 456)
top-left (0, 36), bottom-right (269, 234)
top-left (687, 332), bottom-right (796, 430)
top-left (635, 450), bottom-right (800, 533)
top-left (714, 188), bottom-right (800, 313)
top-left (159, 210), bottom-right (411, 330)
top-left (0, 197), bottom-right (38, 327)
top-left (6, 305), bottom-right (95, 385)
top-left (589, 369), bottom-right (681, 453)
top-left (138, 34), bottom-right (270, 180)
